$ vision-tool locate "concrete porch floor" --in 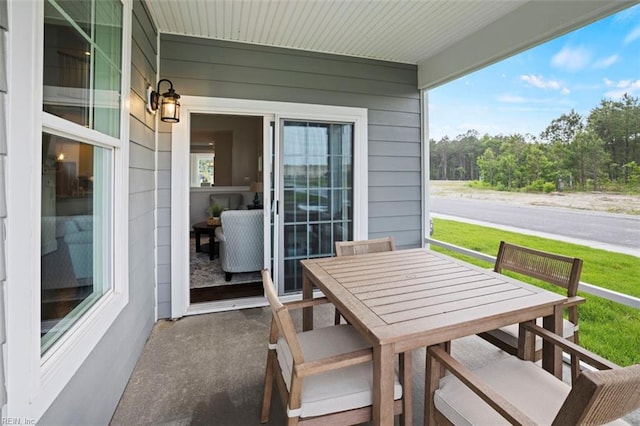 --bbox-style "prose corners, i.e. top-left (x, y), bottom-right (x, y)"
top-left (110, 304), bottom-right (640, 425)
